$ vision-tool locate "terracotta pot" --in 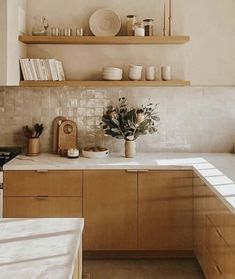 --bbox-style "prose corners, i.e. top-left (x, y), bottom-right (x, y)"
top-left (125, 140), bottom-right (136, 158)
top-left (27, 138), bottom-right (40, 156)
